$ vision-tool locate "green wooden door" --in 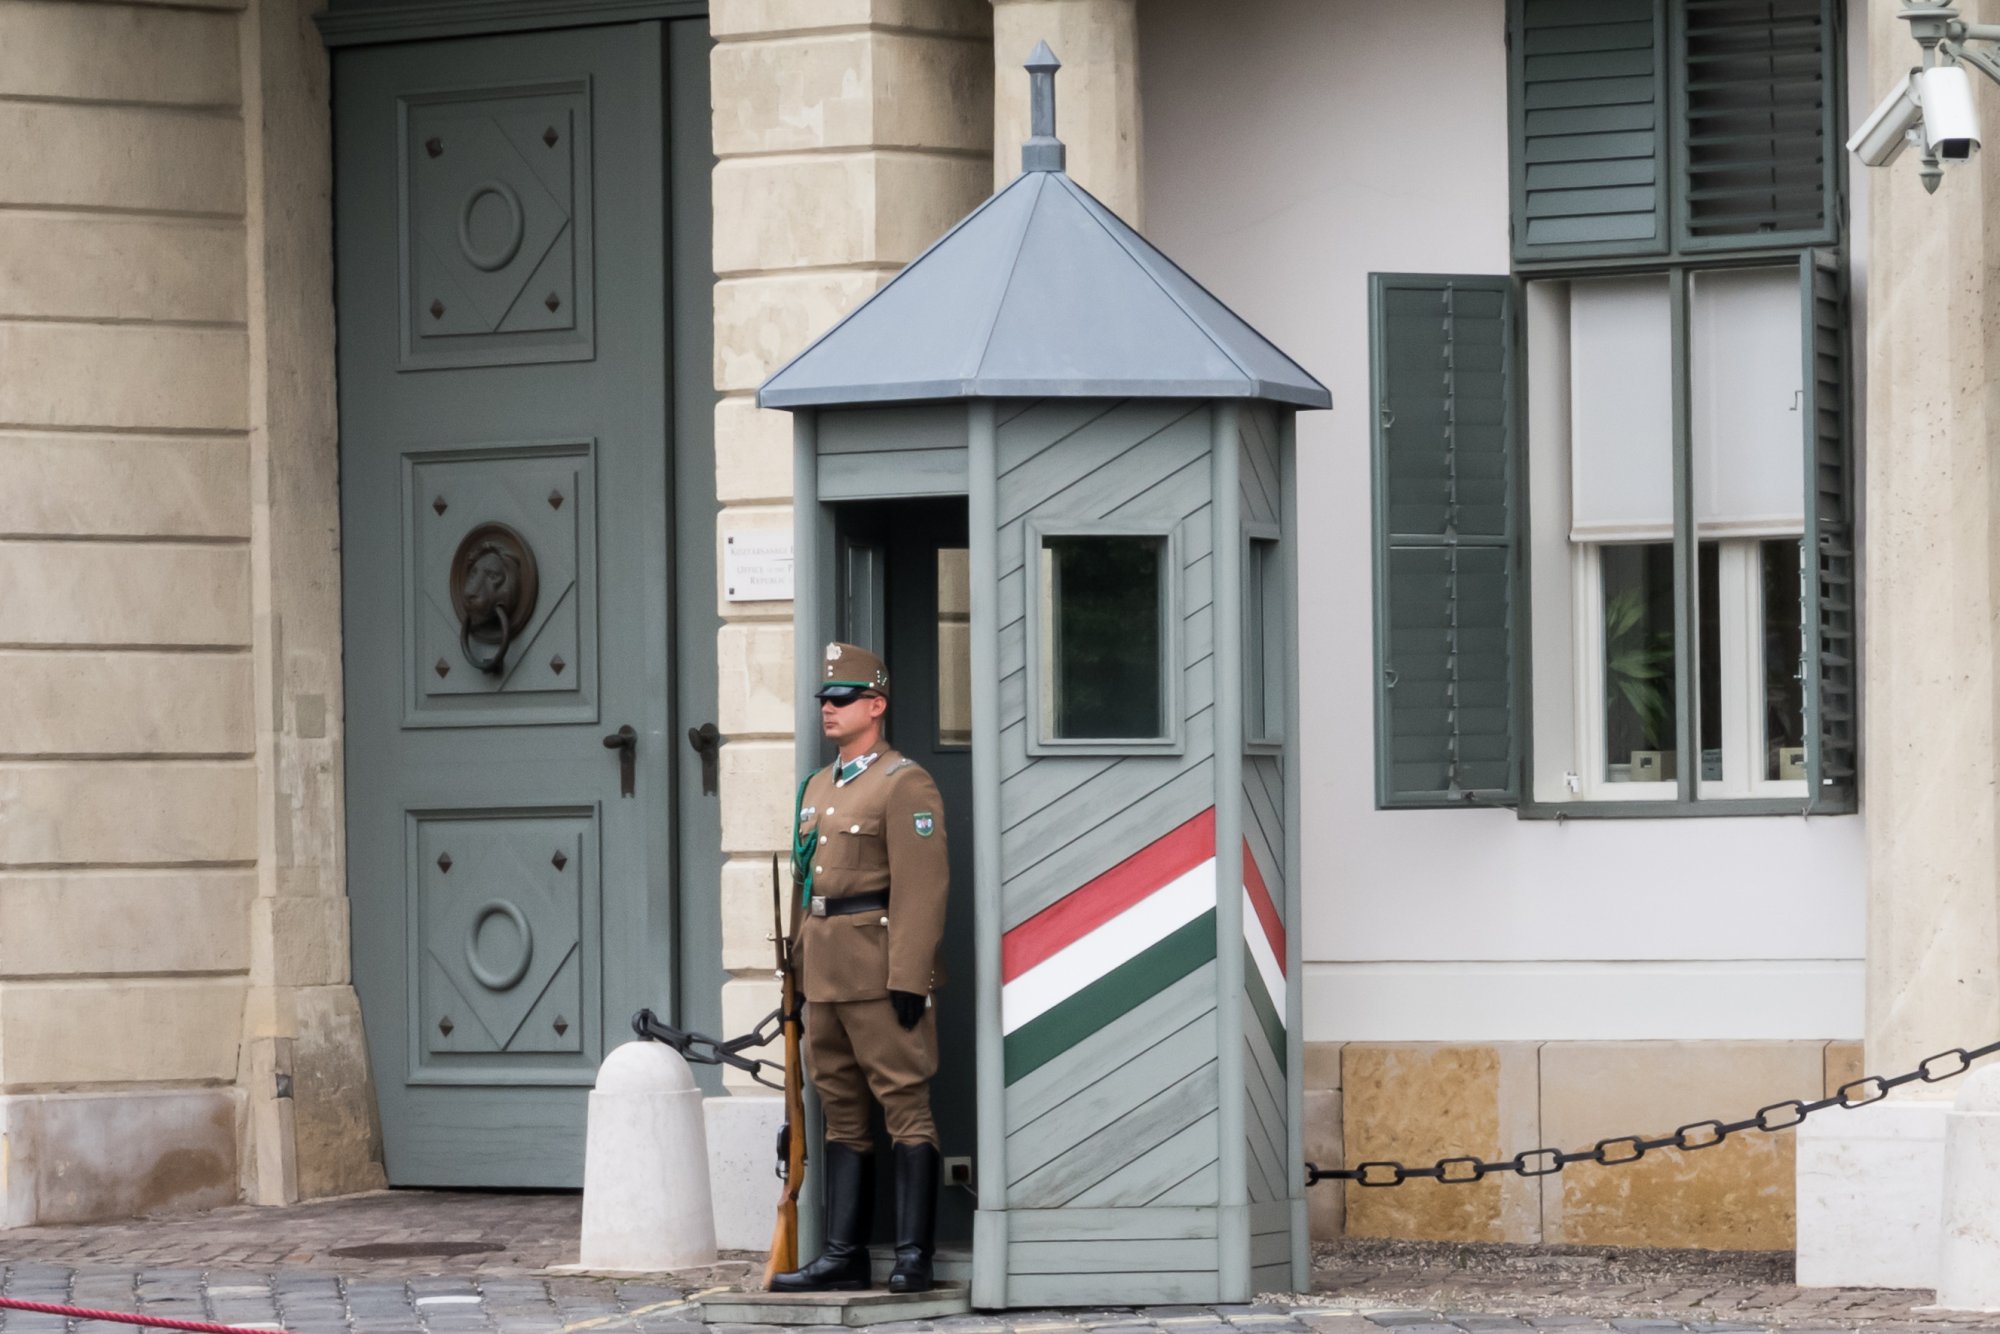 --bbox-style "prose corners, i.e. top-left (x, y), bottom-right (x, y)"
top-left (335, 21), bottom-right (714, 1185)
